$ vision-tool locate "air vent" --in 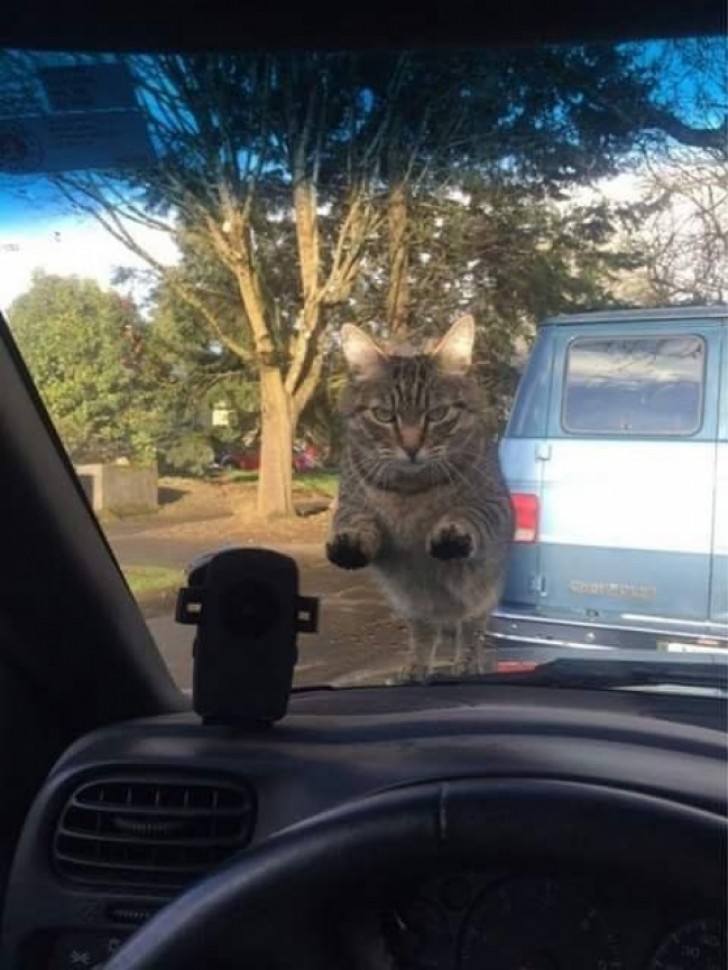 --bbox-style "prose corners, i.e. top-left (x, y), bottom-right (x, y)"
top-left (53, 774), bottom-right (255, 891)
